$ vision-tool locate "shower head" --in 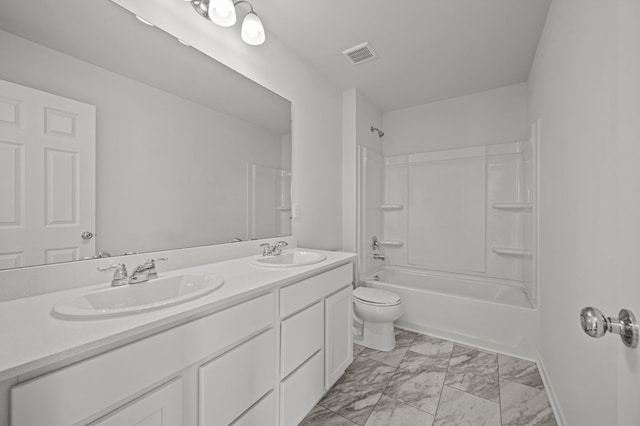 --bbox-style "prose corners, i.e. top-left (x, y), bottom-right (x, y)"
top-left (371, 126), bottom-right (384, 138)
